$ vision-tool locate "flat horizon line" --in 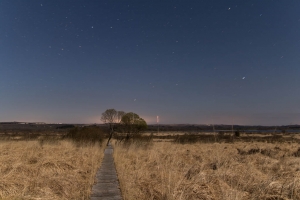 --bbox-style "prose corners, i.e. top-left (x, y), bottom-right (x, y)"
top-left (0, 121), bottom-right (299, 127)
